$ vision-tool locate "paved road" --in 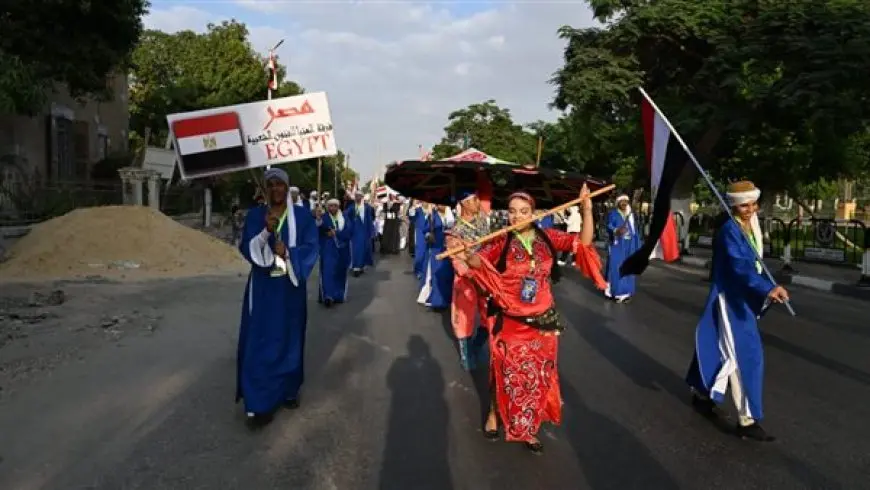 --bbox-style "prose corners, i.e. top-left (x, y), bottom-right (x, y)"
top-left (0, 256), bottom-right (867, 490)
